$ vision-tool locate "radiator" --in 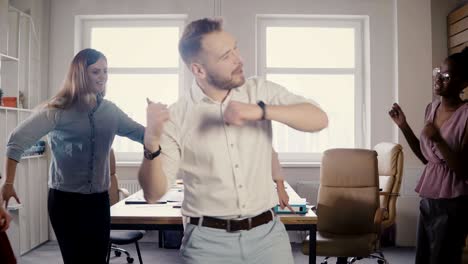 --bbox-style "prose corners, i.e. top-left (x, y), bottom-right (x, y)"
top-left (118, 180), bottom-right (141, 195)
top-left (295, 181), bottom-right (320, 206)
